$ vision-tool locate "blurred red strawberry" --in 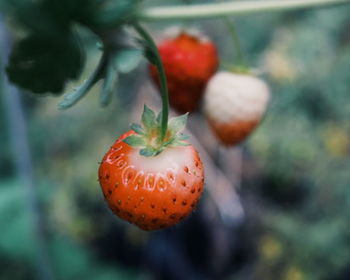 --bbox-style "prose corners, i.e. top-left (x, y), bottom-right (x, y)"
top-left (150, 31), bottom-right (218, 113)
